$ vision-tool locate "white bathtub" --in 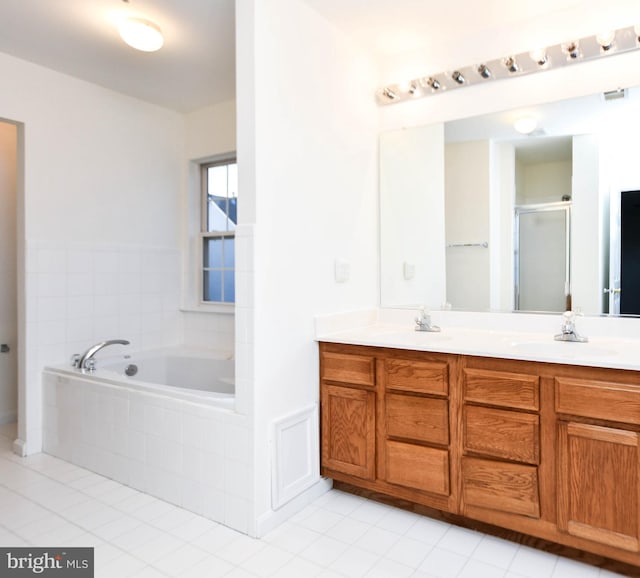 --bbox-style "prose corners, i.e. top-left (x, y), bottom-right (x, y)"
top-left (49, 347), bottom-right (235, 407)
top-left (42, 346), bottom-right (245, 527)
